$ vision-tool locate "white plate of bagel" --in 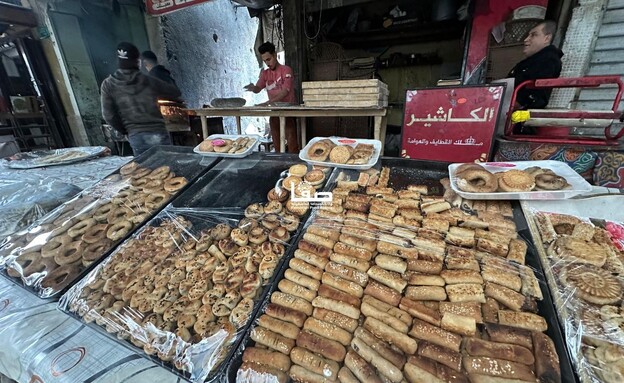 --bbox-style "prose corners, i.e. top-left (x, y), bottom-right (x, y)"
top-left (194, 134), bottom-right (260, 158)
top-left (449, 160), bottom-right (592, 200)
top-left (299, 136), bottom-right (381, 170)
